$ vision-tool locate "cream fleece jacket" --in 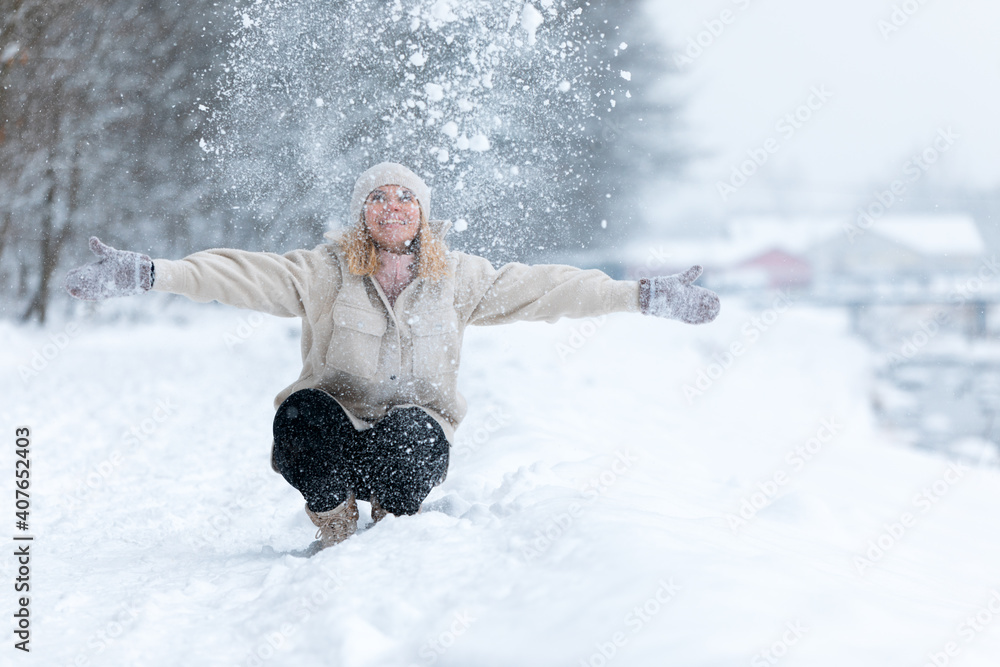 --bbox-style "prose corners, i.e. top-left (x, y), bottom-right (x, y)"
top-left (152, 235), bottom-right (640, 442)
